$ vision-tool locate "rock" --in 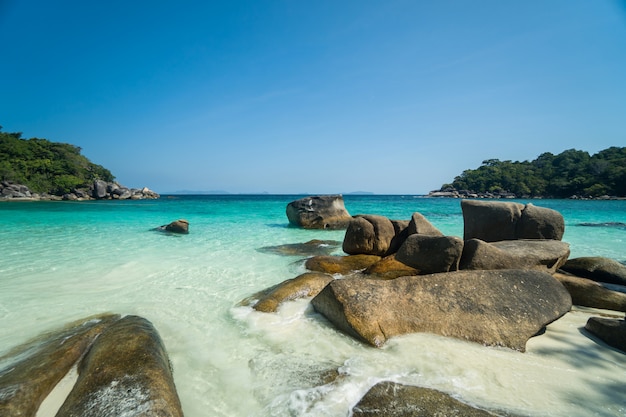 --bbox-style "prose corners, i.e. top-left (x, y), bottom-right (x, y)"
top-left (305, 254), bottom-right (381, 275)
top-left (343, 215), bottom-right (397, 256)
top-left (286, 195), bottom-right (352, 229)
top-left (56, 315), bottom-right (184, 417)
top-left (585, 317), bottom-right (626, 353)
top-left (559, 257), bottom-right (626, 286)
top-left (462, 200), bottom-right (524, 241)
top-left (461, 200), bottom-right (565, 241)
top-left (553, 272), bottom-right (626, 312)
top-left (395, 234), bottom-right (464, 274)
top-left (406, 212), bottom-right (444, 236)
top-left (241, 272), bottom-right (335, 313)
top-left (93, 180), bottom-right (108, 199)
top-left (352, 381), bottom-right (503, 417)
top-left (0, 314), bottom-right (121, 416)
top-left (311, 269), bottom-right (572, 350)
top-left (156, 219), bottom-right (189, 234)
top-left (388, 219), bottom-right (411, 254)
top-left (516, 203), bottom-right (565, 240)
top-left (459, 239), bottom-right (570, 274)
top-left (363, 254), bottom-right (420, 280)
top-left (257, 239), bottom-right (341, 257)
